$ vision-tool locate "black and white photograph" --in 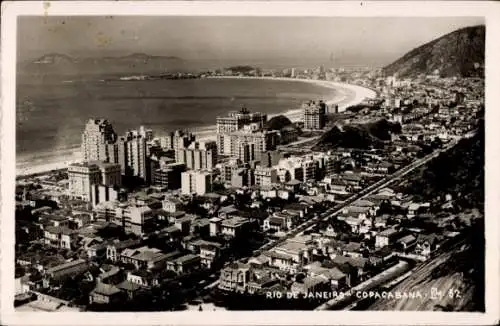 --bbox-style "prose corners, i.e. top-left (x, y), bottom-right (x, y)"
top-left (1, 1), bottom-right (499, 325)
